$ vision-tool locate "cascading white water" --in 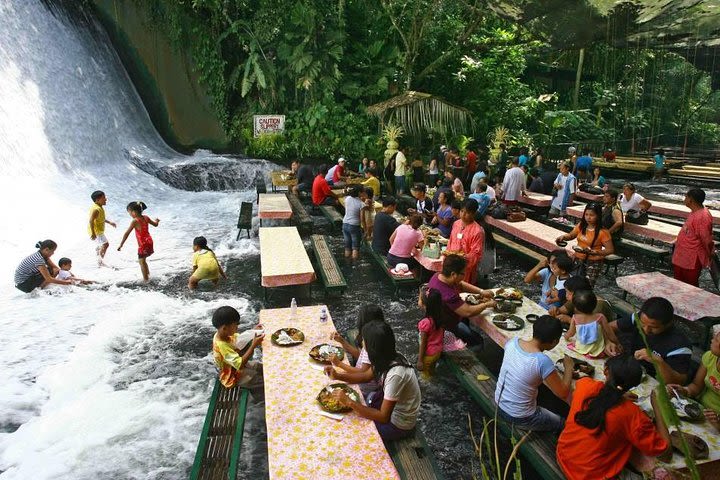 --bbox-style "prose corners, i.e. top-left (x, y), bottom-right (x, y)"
top-left (0, 2), bottom-right (270, 478)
